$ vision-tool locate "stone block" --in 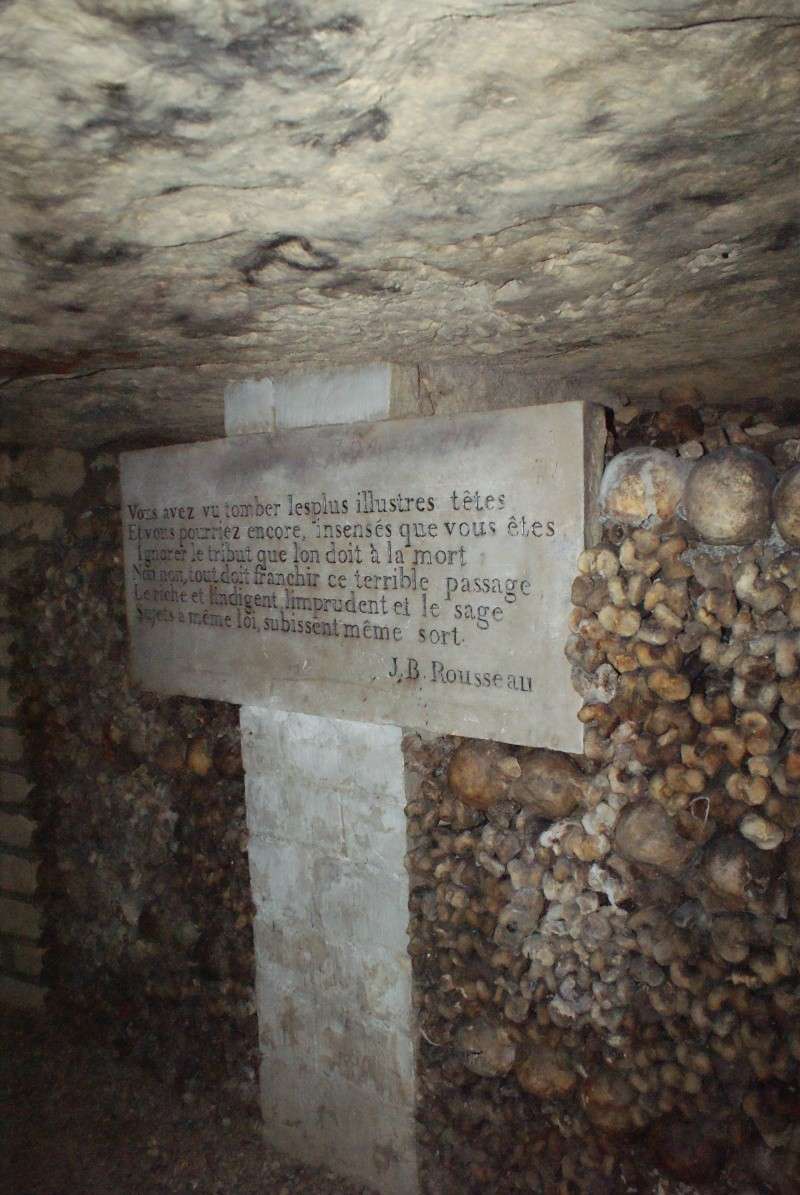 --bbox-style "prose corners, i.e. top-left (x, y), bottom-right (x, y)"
top-left (0, 895), bottom-right (41, 938)
top-left (224, 364), bottom-right (416, 436)
top-left (0, 974), bottom-right (45, 1010)
top-left (124, 402), bottom-right (596, 750)
top-left (247, 838), bottom-right (316, 924)
top-left (0, 851), bottom-right (38, 895)
top-left (252, 919), bottom-right (330, 984)
top-left (260, 1057), bottom-right (418, 1195)
top-left (317, 1009), bottom-right (414, 1105)
top-left (0, 676), bottom-right (19, 718)
top-left (249, 840), bottom-right (410, 948)
top-left (13, 447), bottom-right (85, 497)
top-left (253, 918), bottom-right (411, 1027)
top-left (0, 502), bottom-right (63, 541)
top-left (320, 938), bottom-right (412, 1028)
top-left (245, 774), bottom-right (345, 856)
top-left (255, 972), bottom-right (319, 1062)
top-left (256, 978), bottom-right (414, 1104)
top-left (0, 770), bottom-right (32, 803)
top-left (0, 810), bottom-right (35, 848)
top-left (314, 856), bottom-right (409, 949)
top-left (0, 727), bottom-right (24, 764)
top-left (340, 792), bottom-right (407, 877)
top-left (241, 708), bottom-right (403, 801)
top-left (255, 949), bottom-right (412, 1090)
